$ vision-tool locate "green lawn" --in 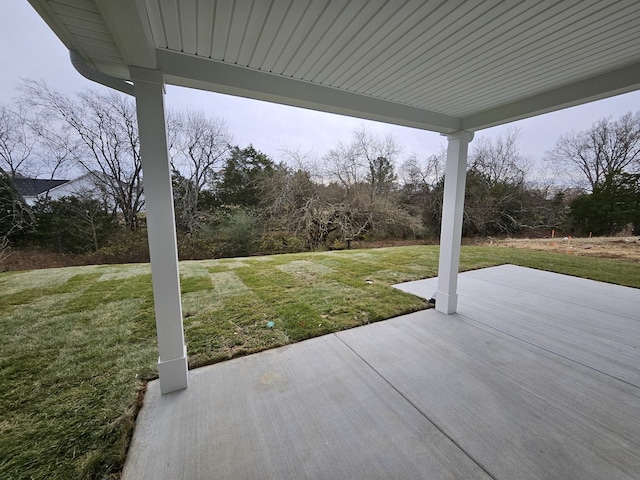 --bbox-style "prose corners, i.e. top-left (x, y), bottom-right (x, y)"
top-left (1, 245), bottom-right (639, 479)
